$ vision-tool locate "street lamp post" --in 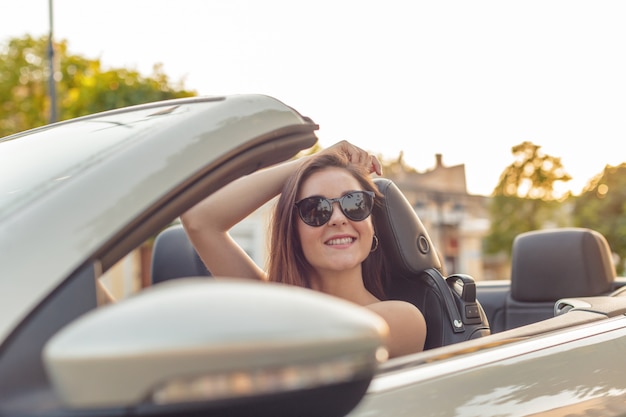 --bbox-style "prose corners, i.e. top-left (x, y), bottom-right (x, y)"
top-left (47, 0), bottom-right (57, 123)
